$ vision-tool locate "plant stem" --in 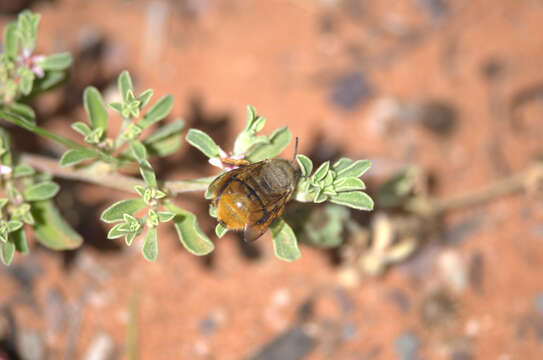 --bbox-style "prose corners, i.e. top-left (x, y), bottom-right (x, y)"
top-left (19, 153), bottom-right (212, 194)
top-left (0, 109), bottom-right (96, 153)
top-left (409, 162), bottom-right (543, 216)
